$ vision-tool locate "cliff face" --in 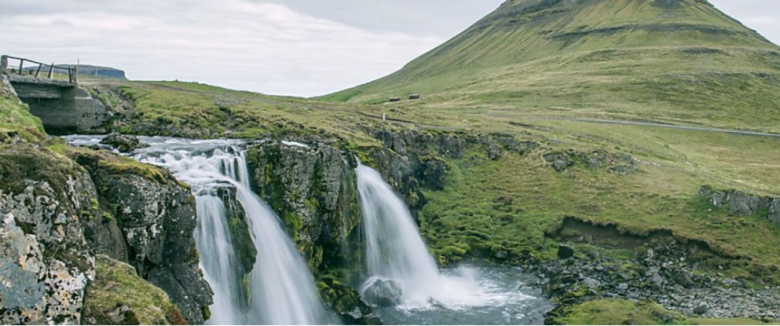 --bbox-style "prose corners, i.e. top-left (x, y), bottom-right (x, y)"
top-left (0, 143), bottom-right (213, 325)
top-left (239, 129), bottom-right (537, 322)
top-left (246, 141), bottom-right (362, 272)
top-left (0, 145), bottom-right (95, 324)
top-left (71, 149), bottom-right (214, 324)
